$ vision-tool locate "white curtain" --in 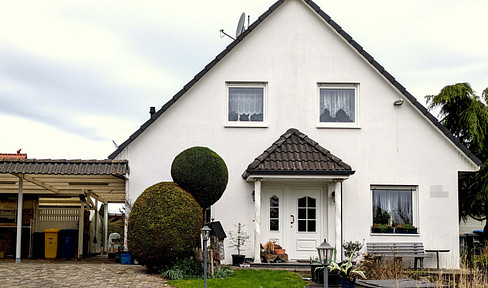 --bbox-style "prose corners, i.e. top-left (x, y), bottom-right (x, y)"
top-left (319, 89), bottom-right (355, 121)
top-left (373, 189), bottom-right (412, 225)
top-left (229, 88), bottom-right (263, 120)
